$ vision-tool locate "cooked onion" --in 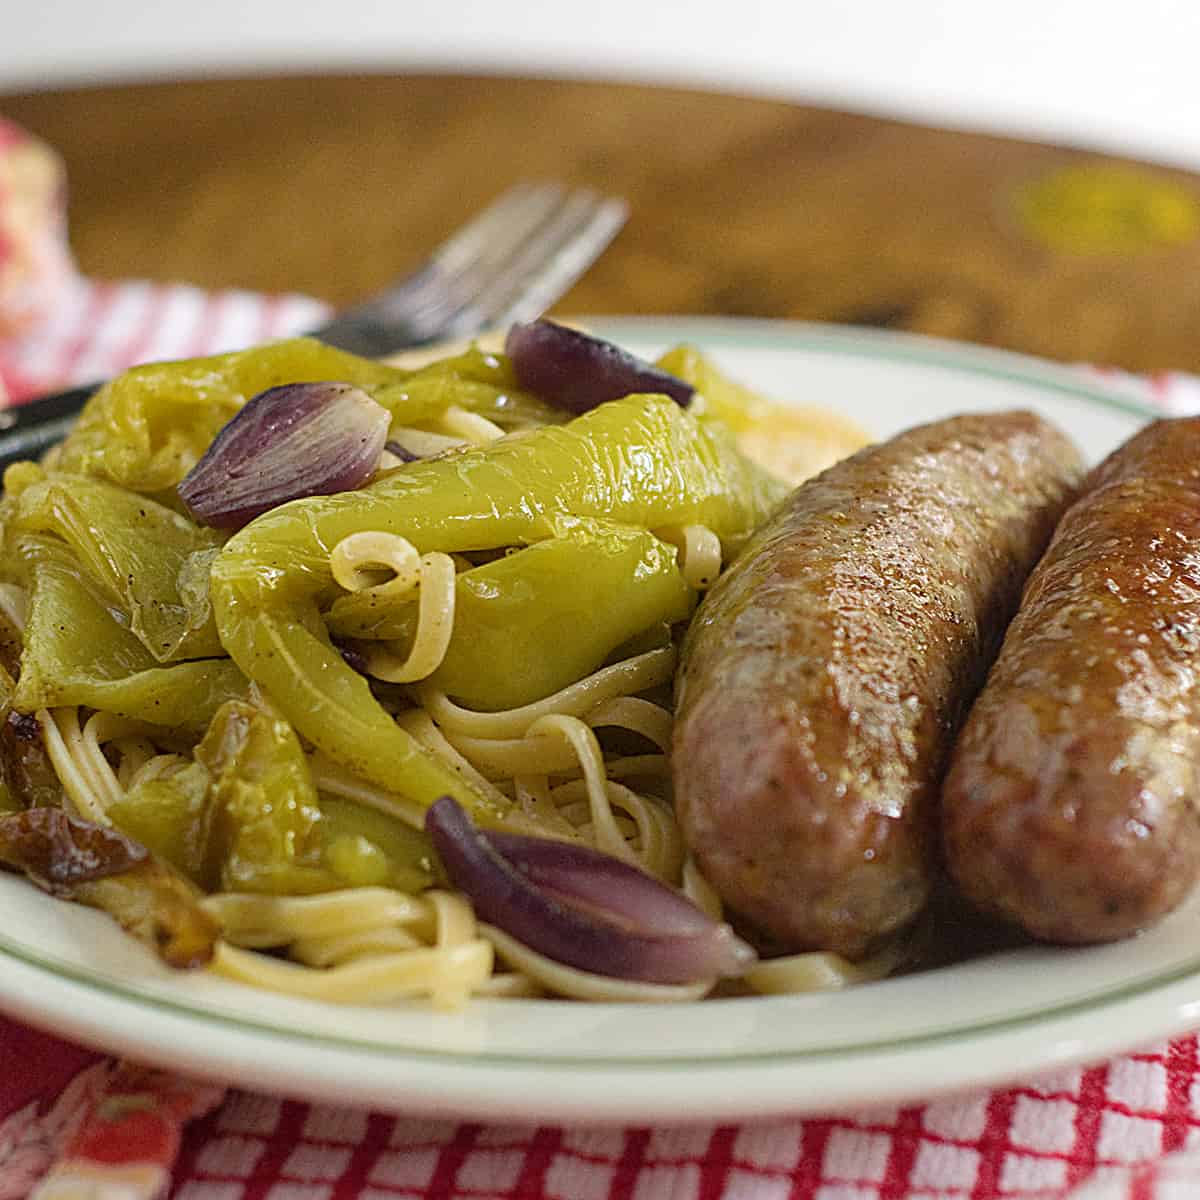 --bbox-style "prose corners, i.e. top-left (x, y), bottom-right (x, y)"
top-left (179, 381), bottom-right (390, 528)
top-left (425, 795), bottom-right (755, 986)
top-left (505, 320), bottom-right (694, 414)
top-left (0, 806), bottom-right (147, 886)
